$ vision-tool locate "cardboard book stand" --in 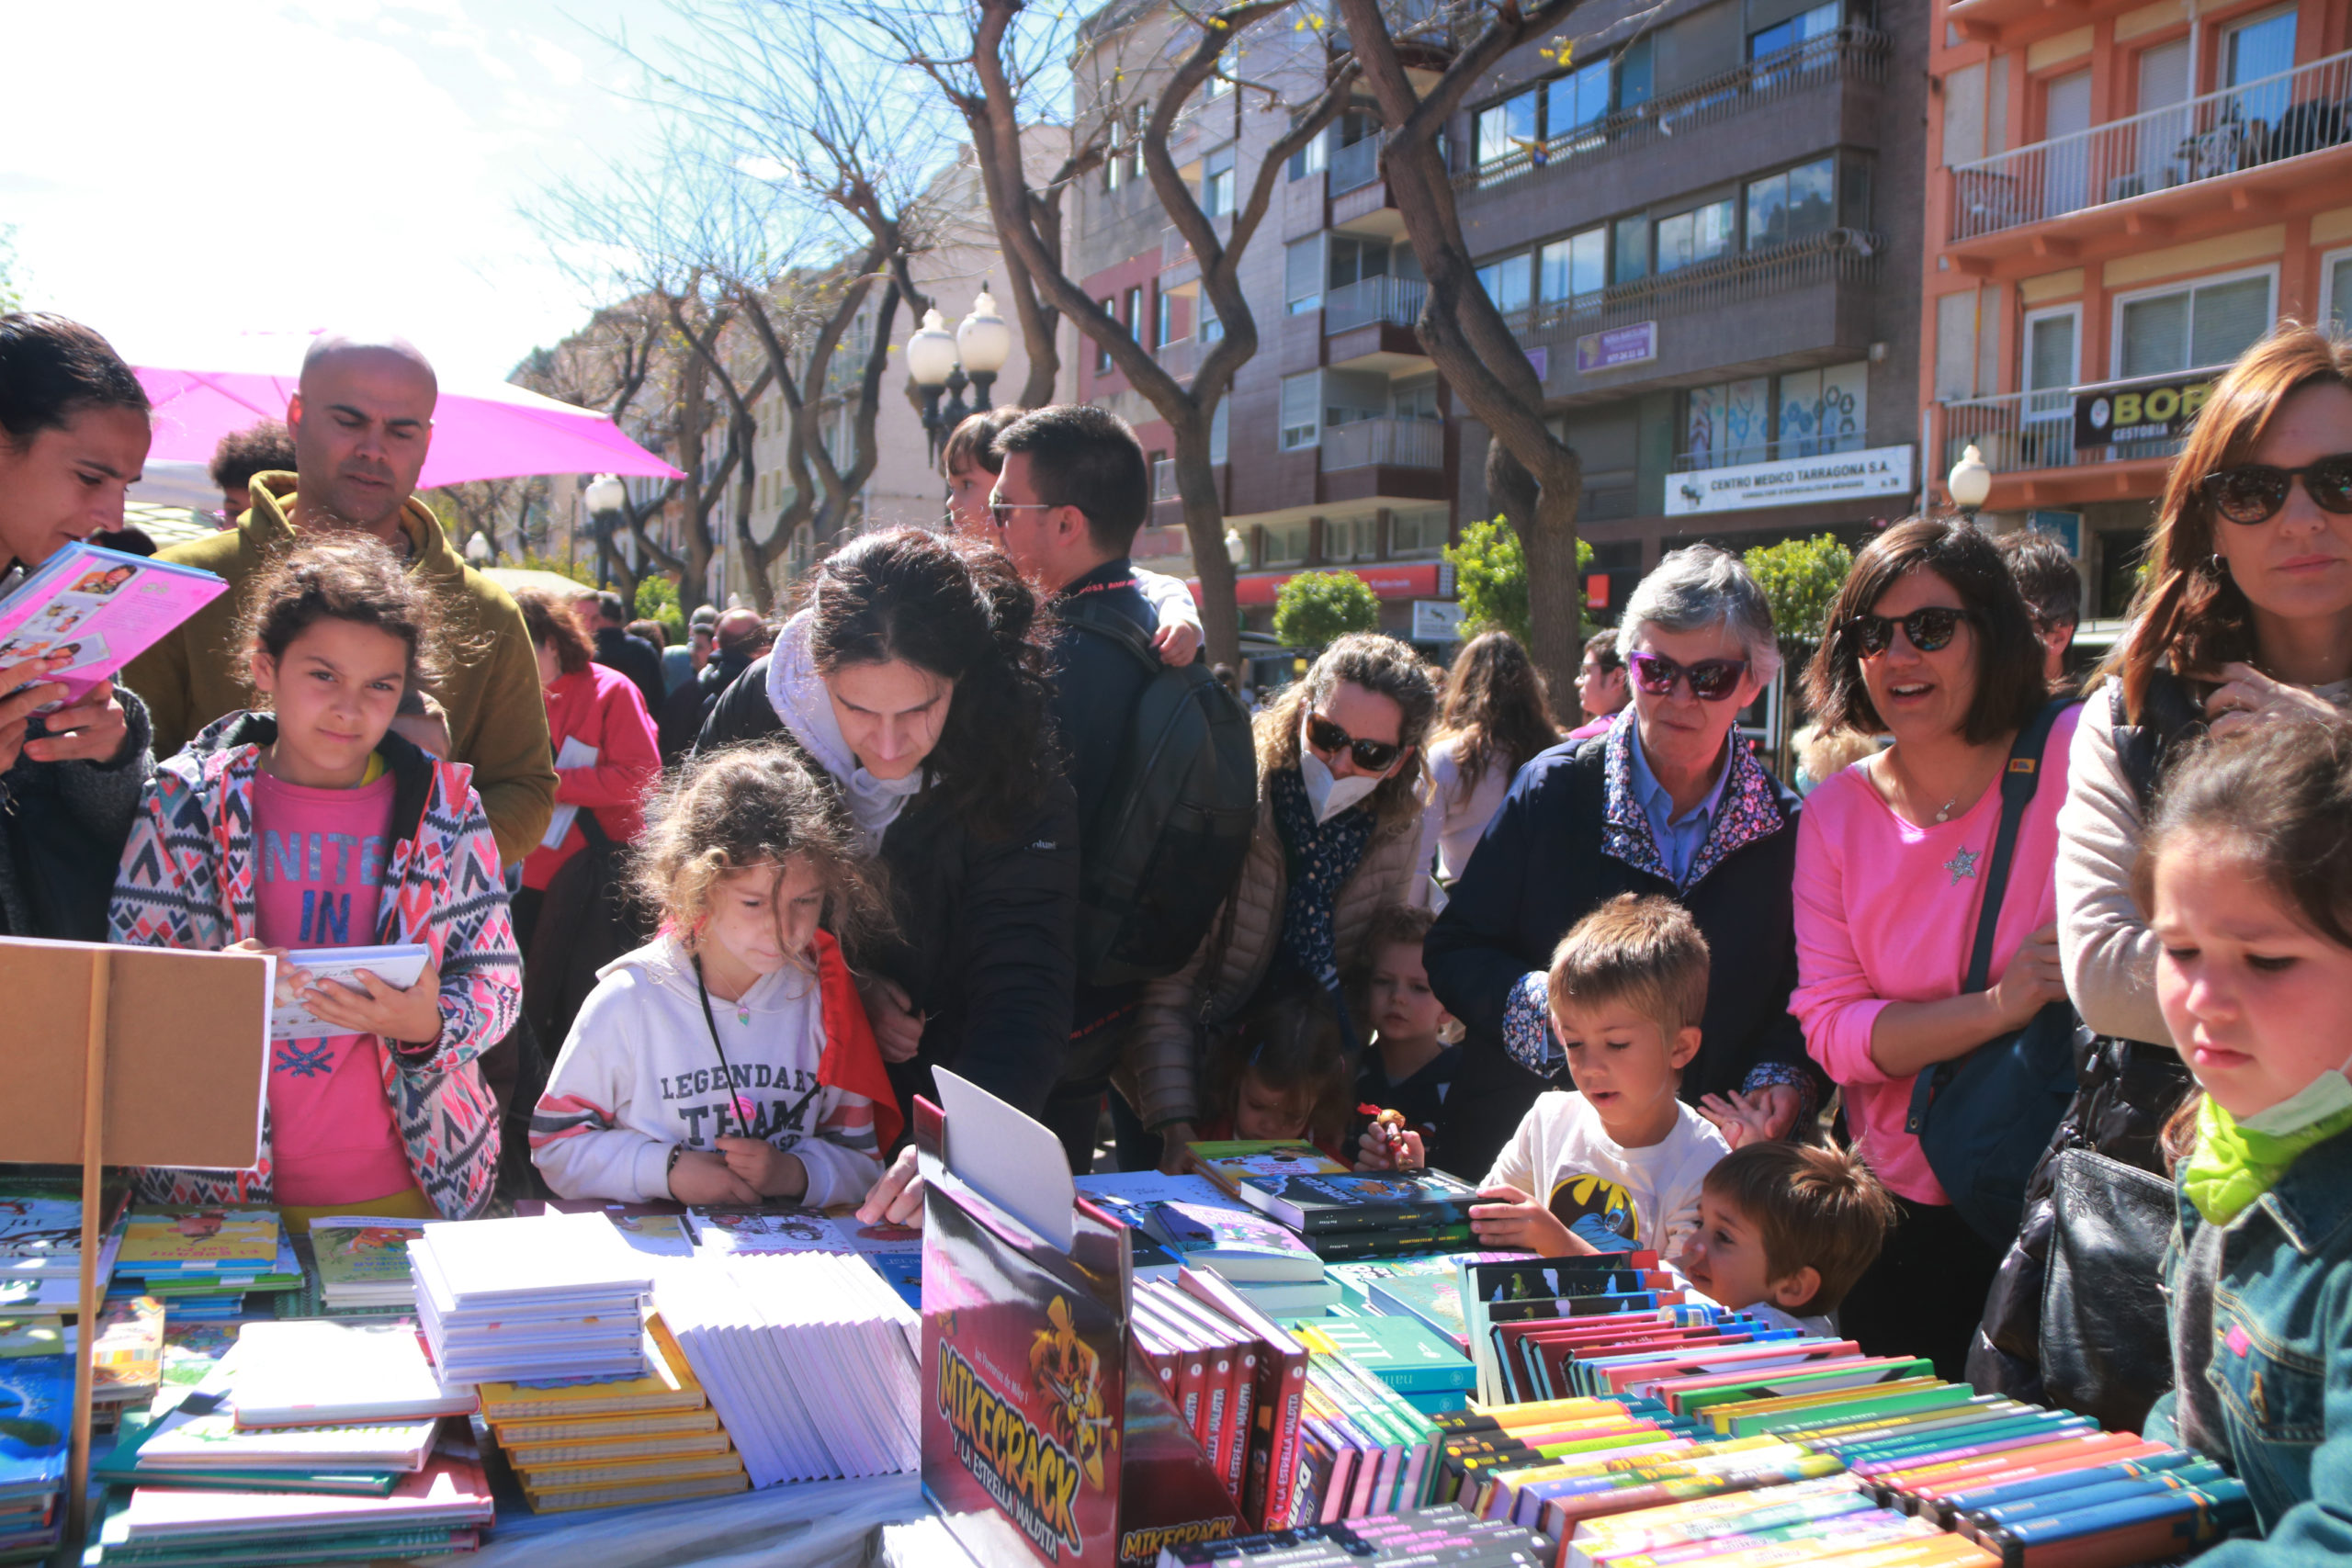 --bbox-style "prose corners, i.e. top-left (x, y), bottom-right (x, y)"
top-left (915, 1071), bottom-right (1258, 1568)
top-left (1, 938), bottom-right (271, 1545)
